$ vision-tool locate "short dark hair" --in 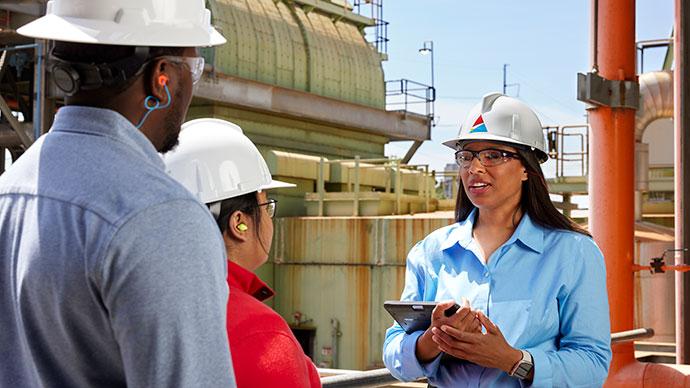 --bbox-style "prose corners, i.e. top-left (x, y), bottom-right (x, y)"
top-left (50, 42), bottom-right (186, 96)
top-left (52, 42), bottom-right (185, 65)
top-left (454, 147), bottom-right (590, 237)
